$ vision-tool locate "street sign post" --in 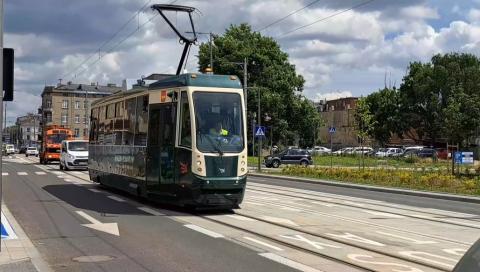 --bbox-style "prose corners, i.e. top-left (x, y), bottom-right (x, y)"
top-left (329, 127), bottom-right (335, 169)
top-left (328, 127), bottom-right (336, 134)
top-left (455, 152), bottom-right (474, 164)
